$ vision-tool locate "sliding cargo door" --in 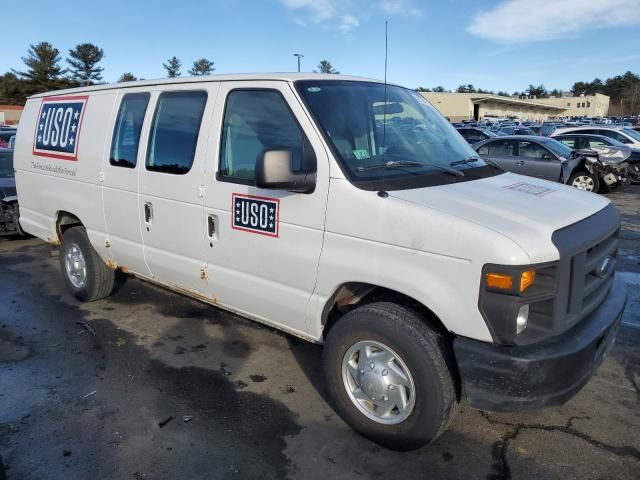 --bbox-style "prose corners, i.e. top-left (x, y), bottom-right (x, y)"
top-left (138, 84), bottom-right (218, 296)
